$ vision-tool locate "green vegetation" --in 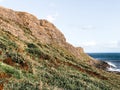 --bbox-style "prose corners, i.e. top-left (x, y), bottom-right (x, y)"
top-left (0, 32), bottom-right (120, 90)
top-left (0, 23), bottom-right (120, 90)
